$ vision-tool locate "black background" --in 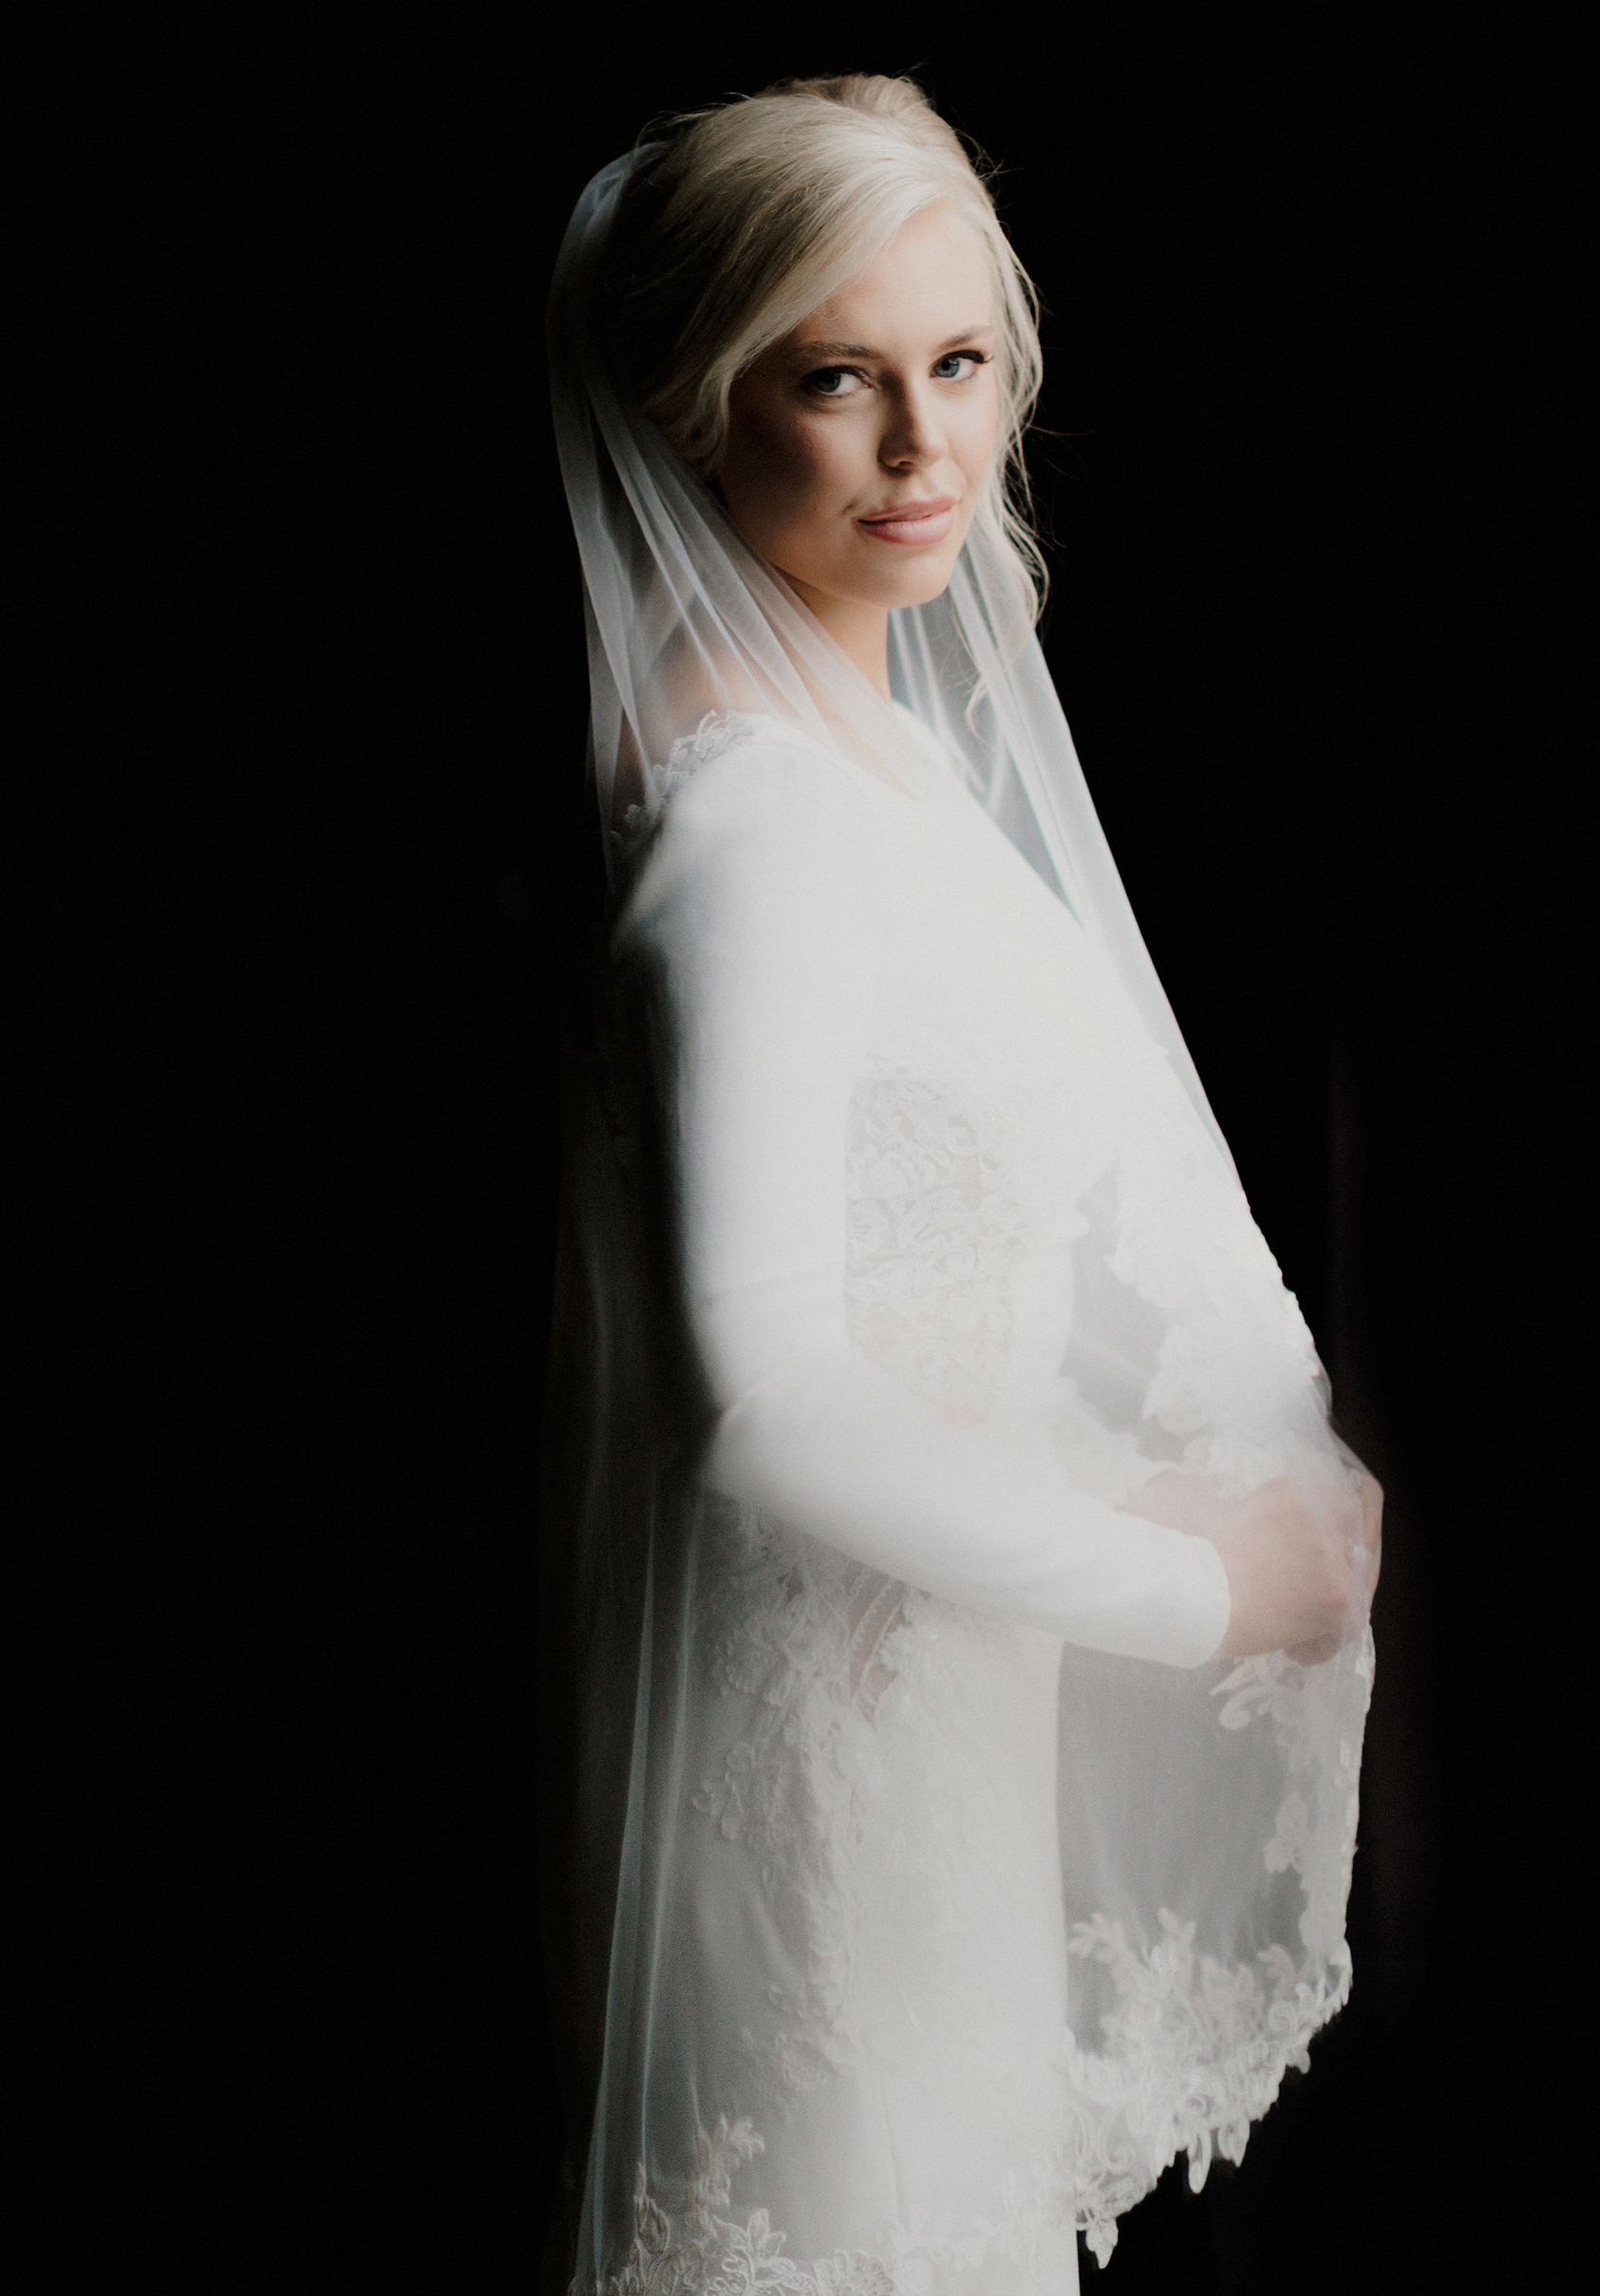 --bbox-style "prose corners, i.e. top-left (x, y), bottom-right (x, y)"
top-left (41, 6), bottom-right (1587, 2287)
